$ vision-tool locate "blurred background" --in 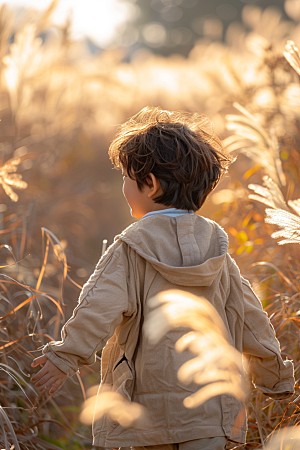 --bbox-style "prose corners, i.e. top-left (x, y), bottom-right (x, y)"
top-left (8, 0), bottom-right (293, 57)
top-left (3, 0), bottom-right (299, 272)
top-left (1, 0), bottom-right (300, 448)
